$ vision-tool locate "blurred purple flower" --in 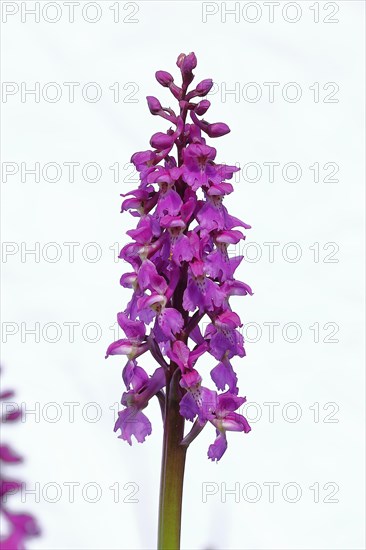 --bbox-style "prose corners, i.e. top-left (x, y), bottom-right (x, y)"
top-left (0, 379), bottom-right (40, 549)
